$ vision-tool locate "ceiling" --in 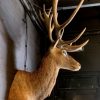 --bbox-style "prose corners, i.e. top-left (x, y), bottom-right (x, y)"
top-left (37, 0), bottom-right (100, 8)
